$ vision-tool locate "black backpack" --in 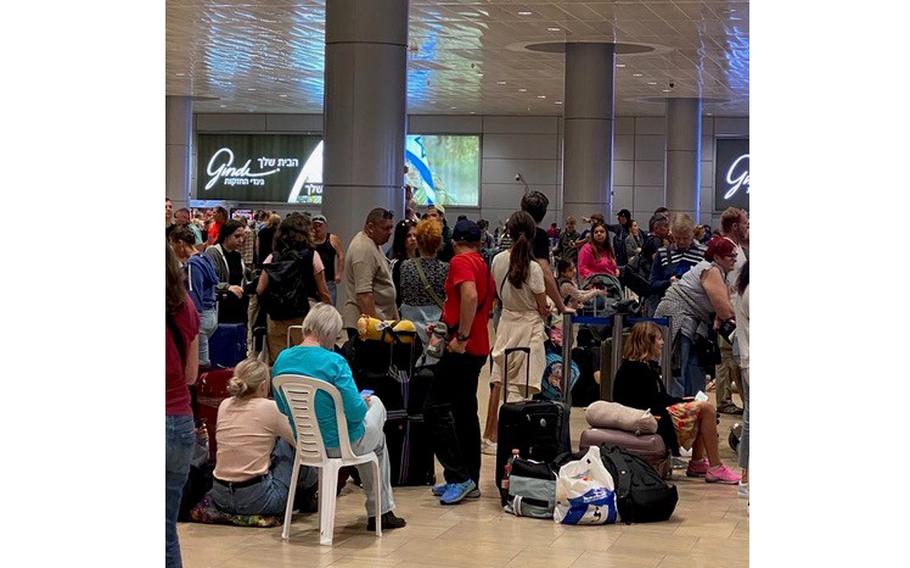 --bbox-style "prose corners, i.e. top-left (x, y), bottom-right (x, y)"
top-left (599, 444), bottom-right (678, 524)
top-left (262, 248), bottom-right (316, 321)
